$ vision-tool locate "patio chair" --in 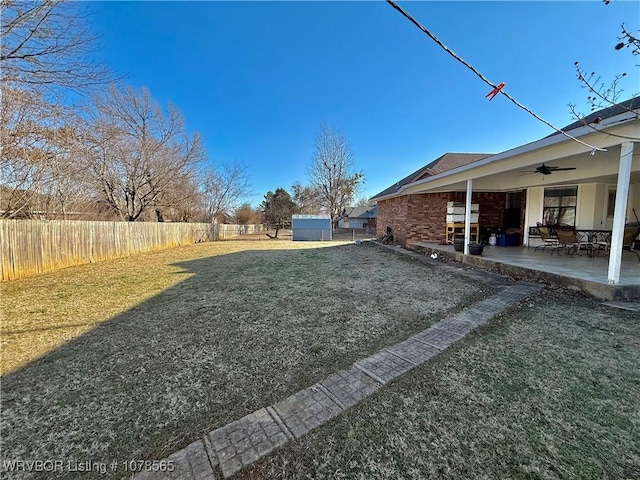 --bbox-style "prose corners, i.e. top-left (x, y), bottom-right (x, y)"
top-left (554, 229), bottom-right (591, 257)
top-left (534, 223), bottom-right (559, 252)
top-left (595, 225), bottom-right (640, 261)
